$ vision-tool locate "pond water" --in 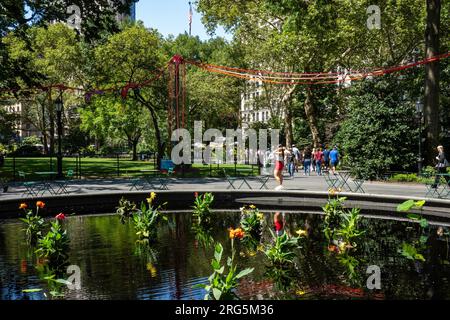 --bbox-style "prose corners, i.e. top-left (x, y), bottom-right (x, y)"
top-left (1, 211), bottom-right (450, 300)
